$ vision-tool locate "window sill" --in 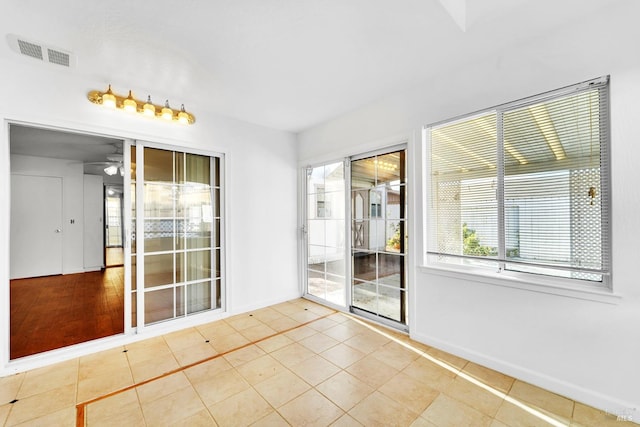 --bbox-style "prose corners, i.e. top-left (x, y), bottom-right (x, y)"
top-left (417, 264), bottom-right (622, 304)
